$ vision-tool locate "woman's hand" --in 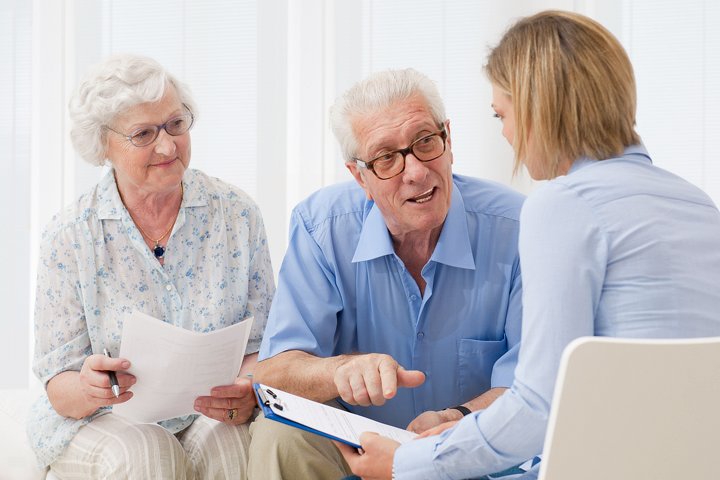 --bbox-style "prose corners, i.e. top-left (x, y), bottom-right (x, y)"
top-left (47, 354), bottom-right (135, 419)
top-left (78, 354), bottom-right (135, 411)
top-left (335, 432), bottom-right (399, 480)
top-left (194, 376), bottom-right (256, 424)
